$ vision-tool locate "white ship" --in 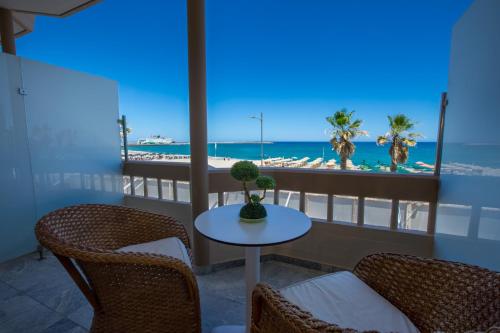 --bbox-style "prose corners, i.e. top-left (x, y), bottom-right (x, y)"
top-left (137, 135), bottom-right (174, 145)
